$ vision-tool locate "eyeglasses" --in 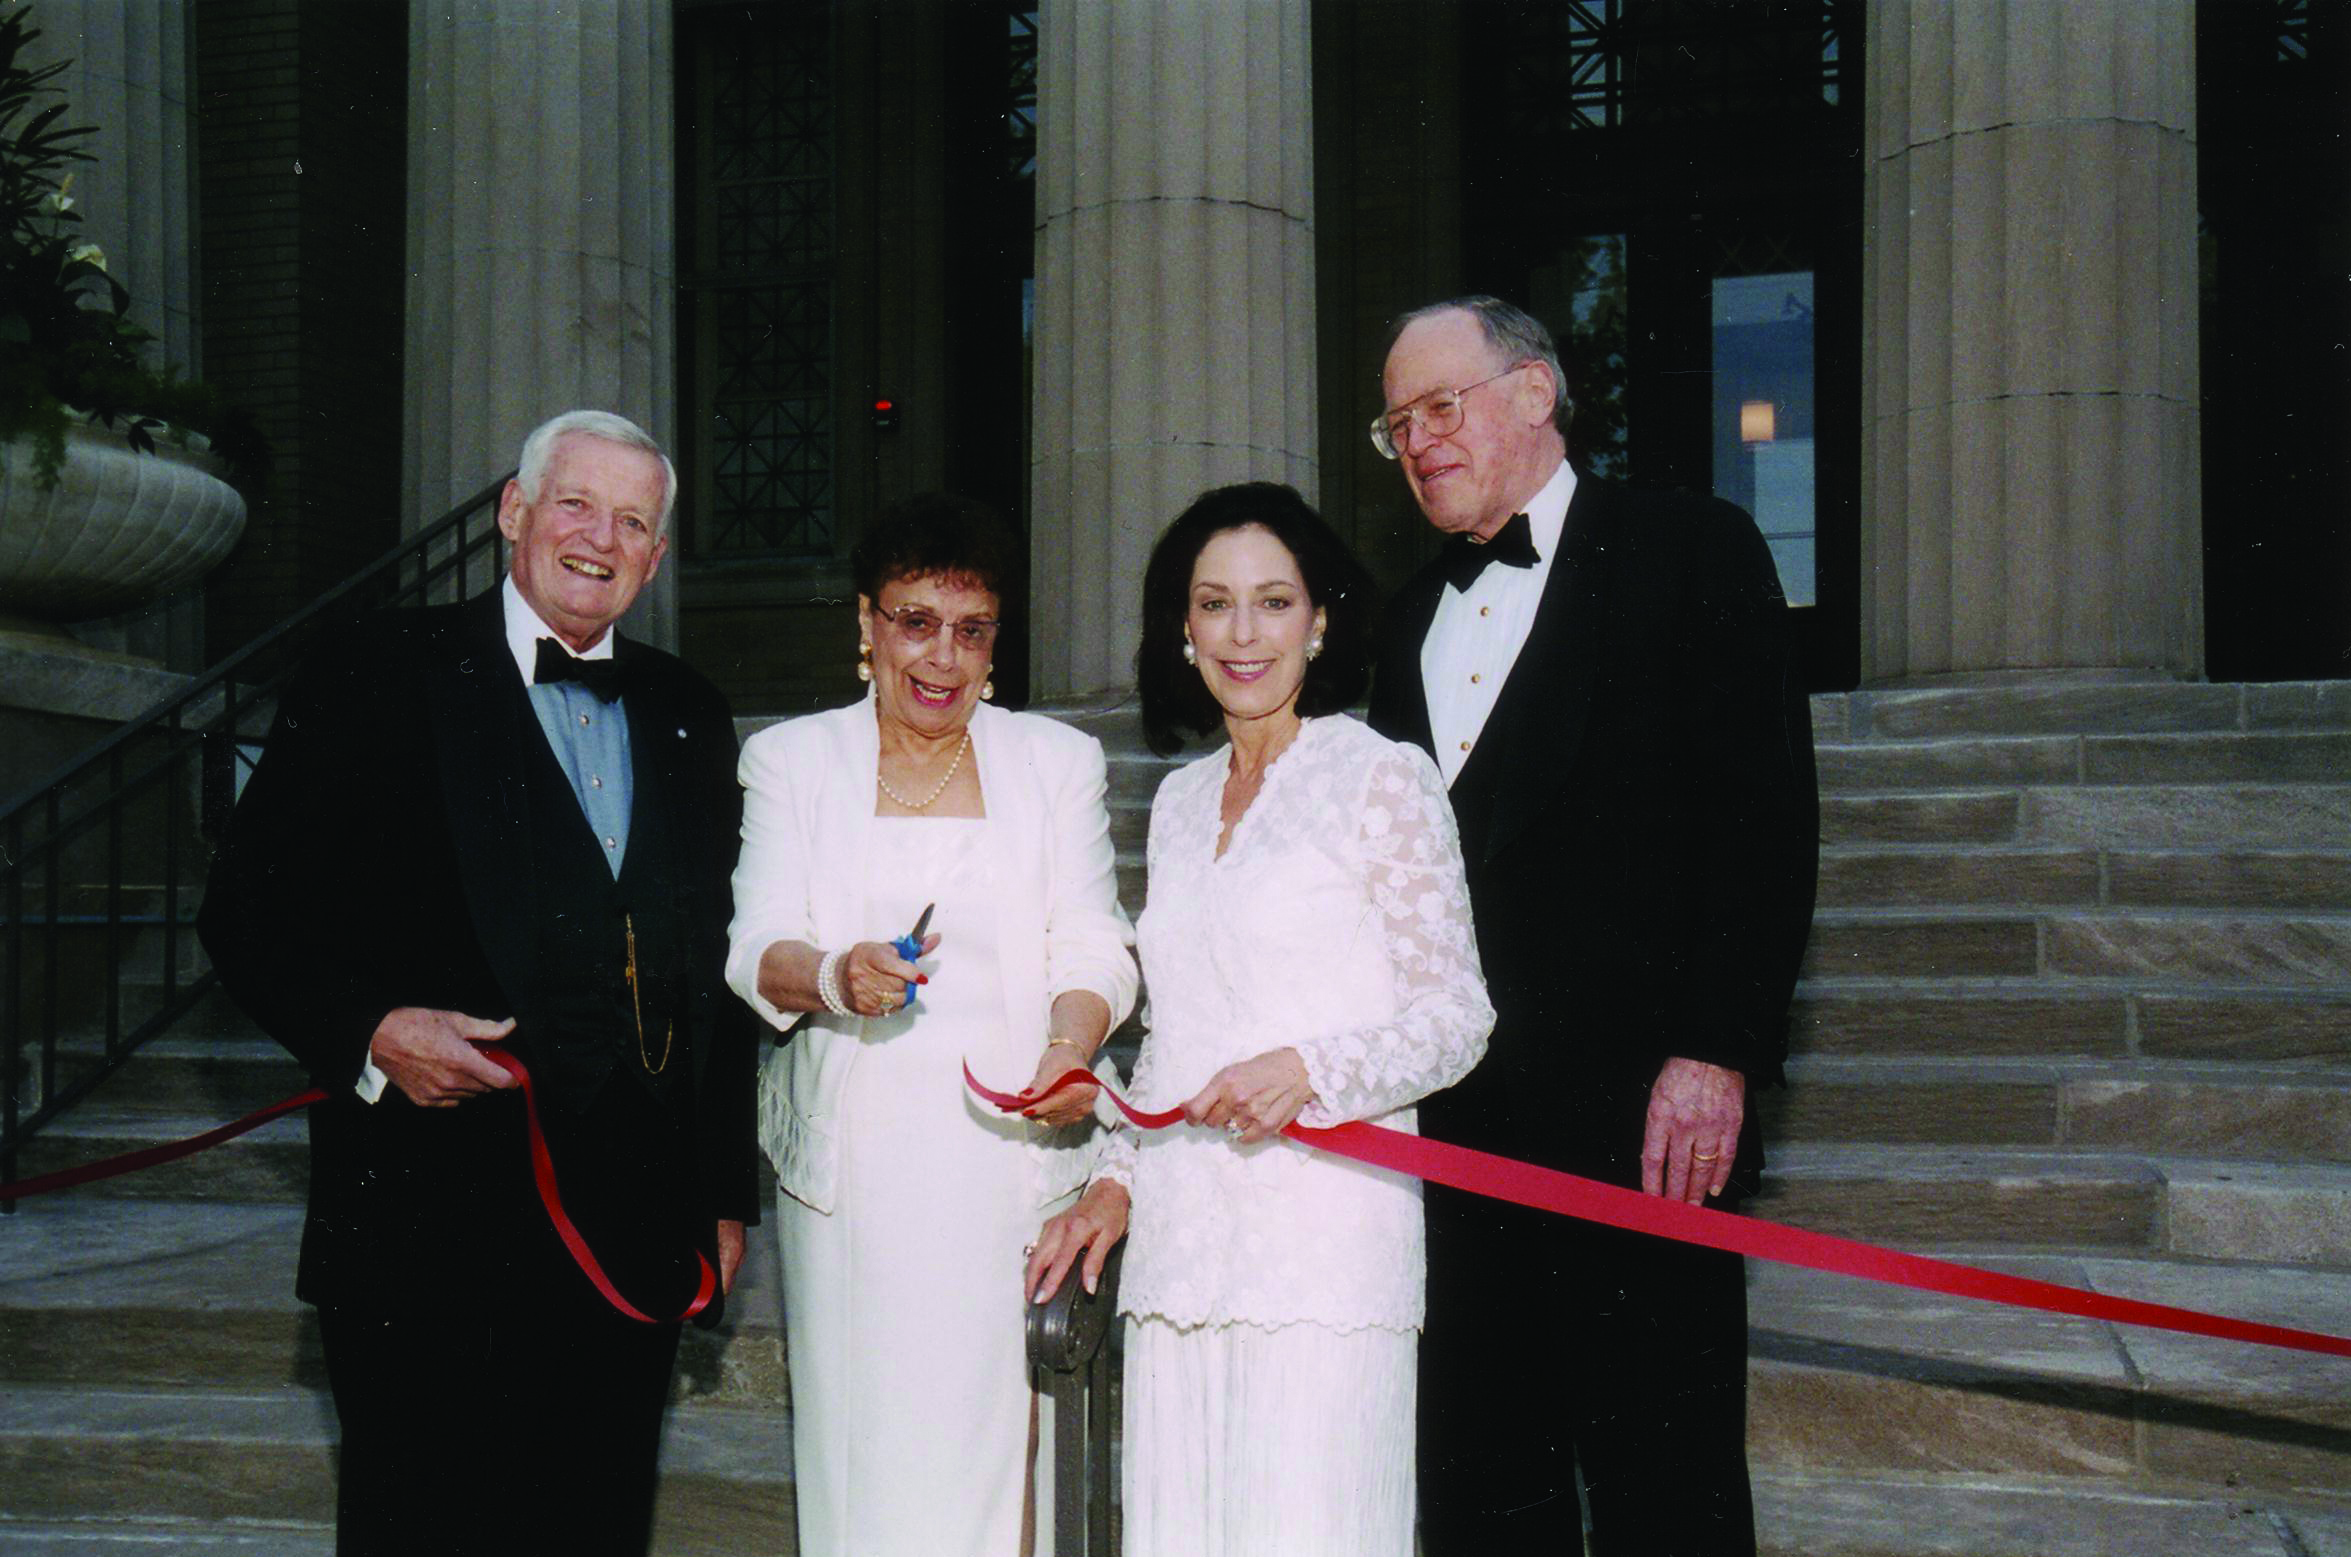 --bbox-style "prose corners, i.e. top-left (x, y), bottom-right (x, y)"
top-left (1370, 364), bottom-right (1529, 460)
top-left (873, 601), bottom-right (1001, 653)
